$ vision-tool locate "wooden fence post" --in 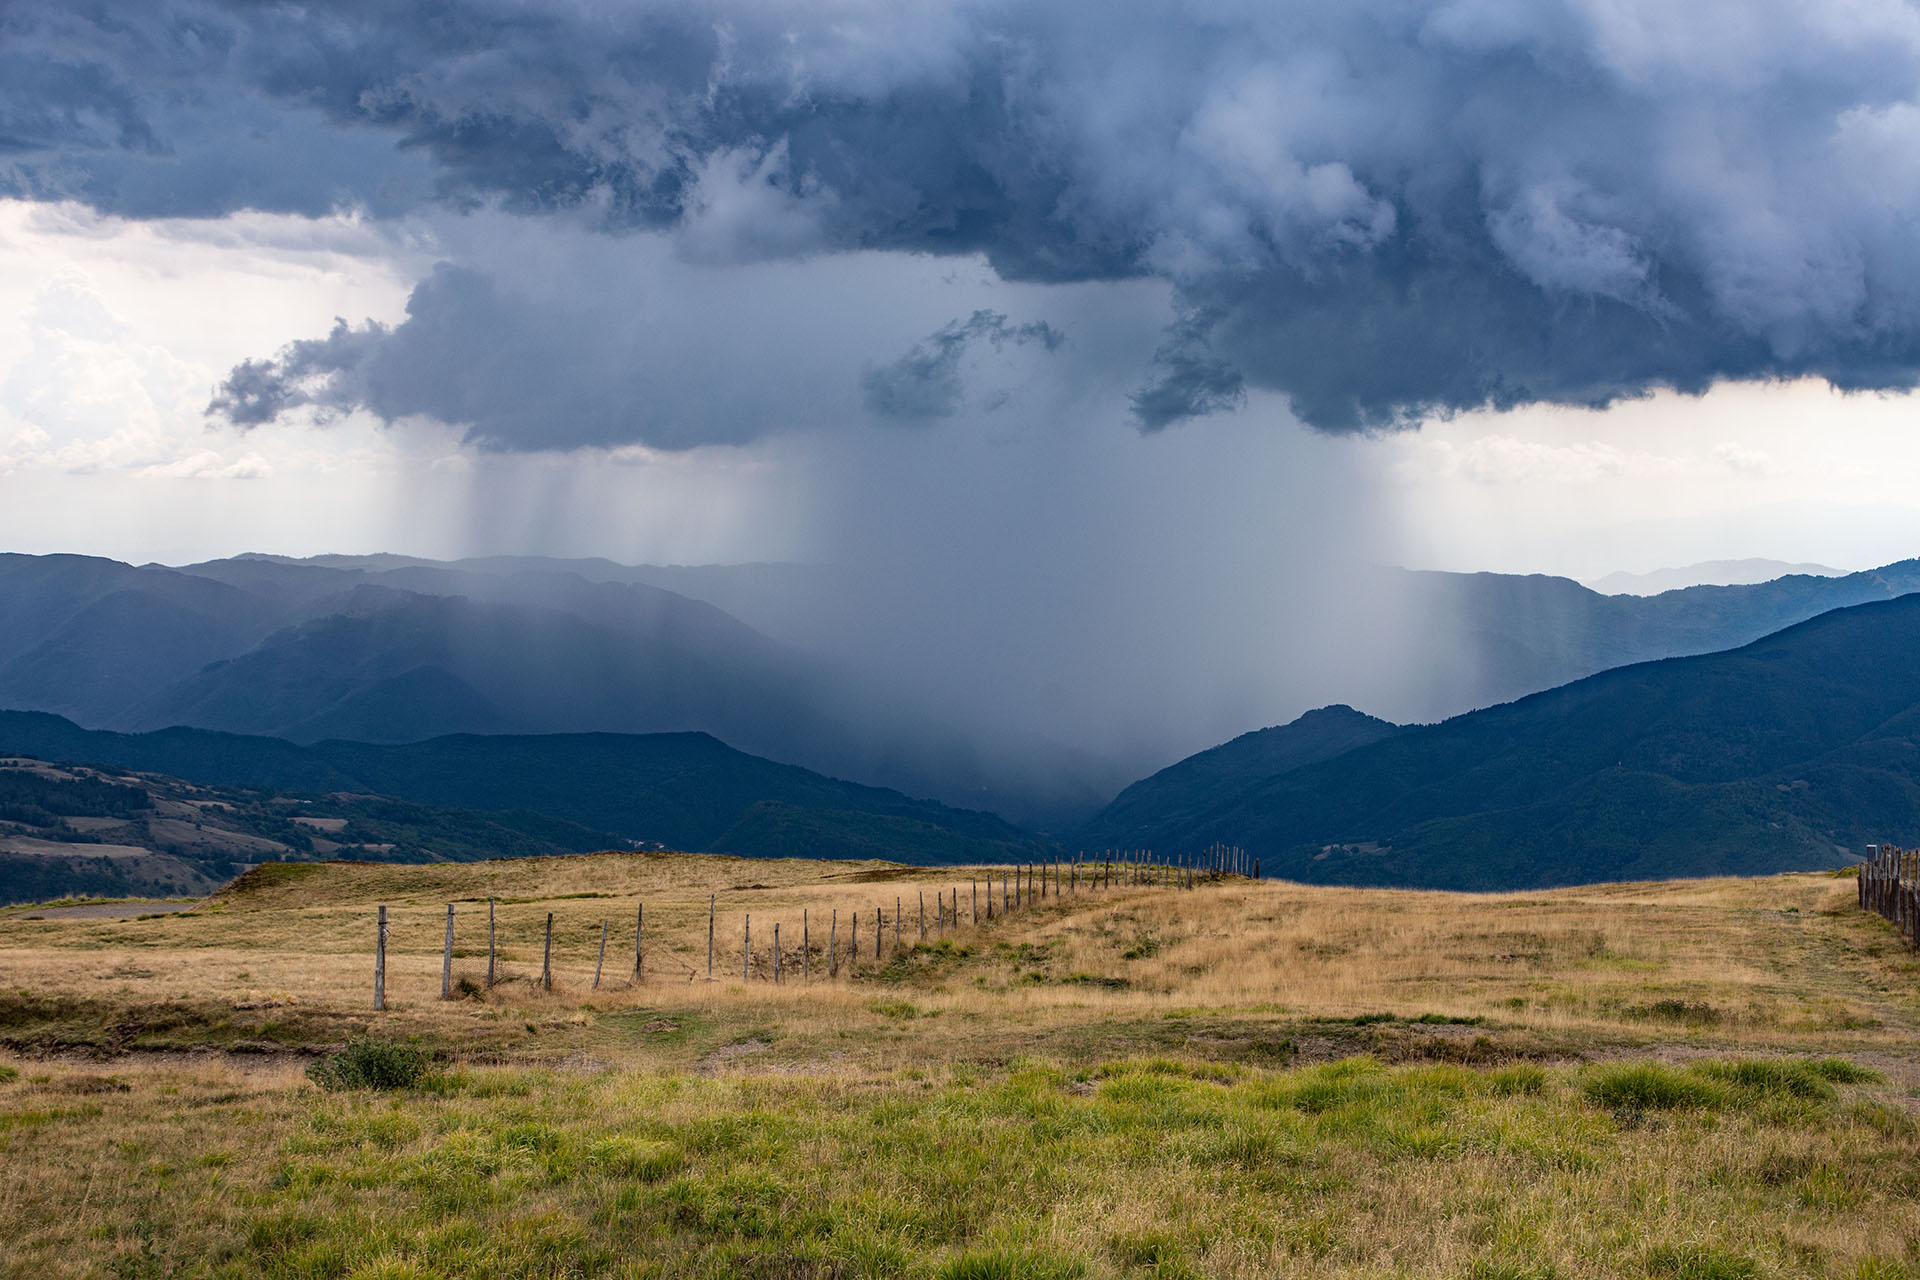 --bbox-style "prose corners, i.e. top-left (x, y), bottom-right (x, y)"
top-left (876, 906), bottom-right (883, 959)
top-left (707, 894), bottom-right (715, 982)
top-left (830, 909), bottom-right (839, 977)
top-left (804, 909), bottom-right (810, 982)
top-left (919, 891), bottom-right (926, 940)
top-left (442, 903), bottom-right (454, 1000)
top-left (593, 919), bottom-right (608, 989)
top-left (374, 904), bottom-right (386, 1010)
top-left (774, 923), bottom-right (781, 983)
top-left (896, 897), bottom-right (902, 953)
top-left (745, 914), bottom-right (752, 981)
top-left (487, 898), bottom-right (496, 988)
top-left (635, 902), bottom-right (644, 982)
top-left (542, 912), bottom-right (553, 991)
top-left (851, 910), bottom-right (858, 970)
